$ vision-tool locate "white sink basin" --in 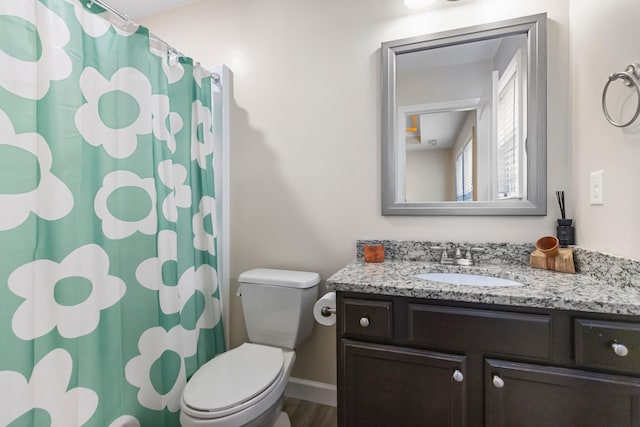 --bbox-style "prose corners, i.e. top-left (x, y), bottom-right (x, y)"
top-left (415, 273), bottom-right (524, 287)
